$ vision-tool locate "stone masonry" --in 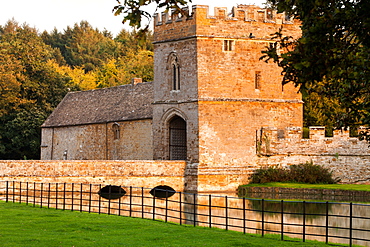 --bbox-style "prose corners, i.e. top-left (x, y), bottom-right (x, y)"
top-left (257, 126), bottom-right (370, 183)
